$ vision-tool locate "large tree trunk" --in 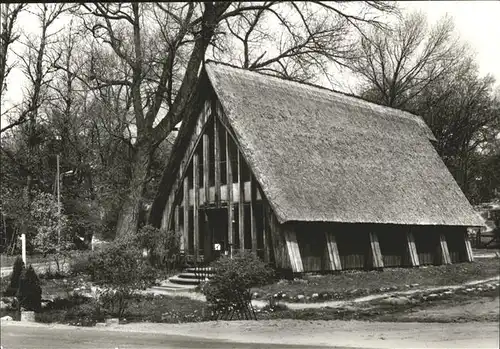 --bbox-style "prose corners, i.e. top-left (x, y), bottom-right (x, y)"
top-left (115, 142), bottom-right (153, 238)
